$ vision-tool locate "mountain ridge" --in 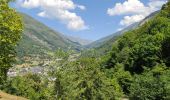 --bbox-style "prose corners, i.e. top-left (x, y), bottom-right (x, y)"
top-left (85, 10), bottom-right (160, 54)
top-left (17, 13), bottom-right (82, 57)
